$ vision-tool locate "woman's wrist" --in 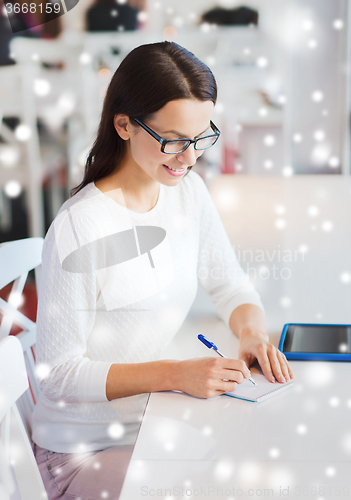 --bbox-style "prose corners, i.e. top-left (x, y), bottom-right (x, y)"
top-left (164, 359), bottom-right (182, 392)
top-left (239, 327), bottom-right (269, 343)
top-left (158, 359), bottom-right (181, 391)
